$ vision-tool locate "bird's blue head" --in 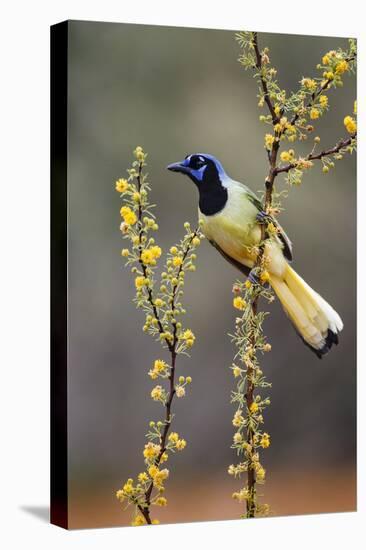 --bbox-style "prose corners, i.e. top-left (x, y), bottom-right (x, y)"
top-left (167, 153), bottom-right (229, 216)
top-left (167, 153), bottom-right (227, 187)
